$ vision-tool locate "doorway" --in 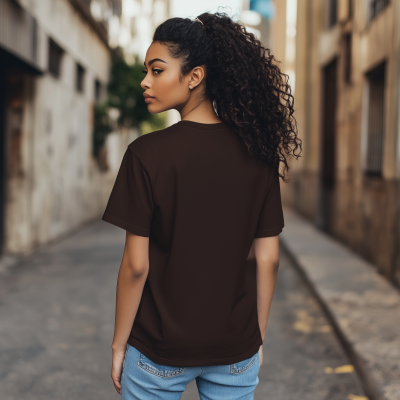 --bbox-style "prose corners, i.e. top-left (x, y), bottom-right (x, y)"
top-left (318, 58), bottom-right (337, 233)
